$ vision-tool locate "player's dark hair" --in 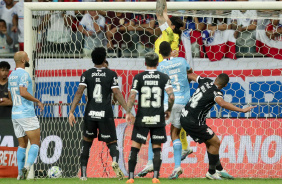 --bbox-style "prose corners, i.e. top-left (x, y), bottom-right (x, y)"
top-left (0, 19), bottom-right (6, 27)
top-left (145, 52), bottom-right (159, 67)
top-left (170, 16), bottom-right (183, 43)
top-left (91, 47), bottom-right (106, 65)
top-left (0, 61), bottom-right (10, 70)
top-left (159, 41), bottom-right (171, 57)
top-left (217, 73), bottom-right (229, 87)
